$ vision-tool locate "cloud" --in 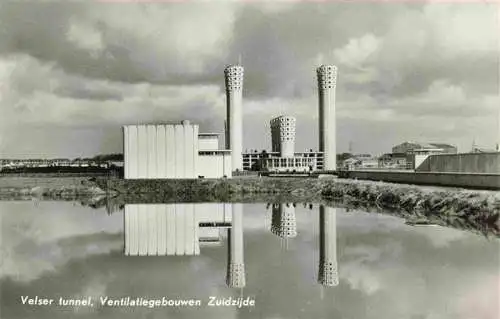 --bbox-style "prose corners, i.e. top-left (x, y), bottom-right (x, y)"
top-left (0, 1), bottom-right (498, 157)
